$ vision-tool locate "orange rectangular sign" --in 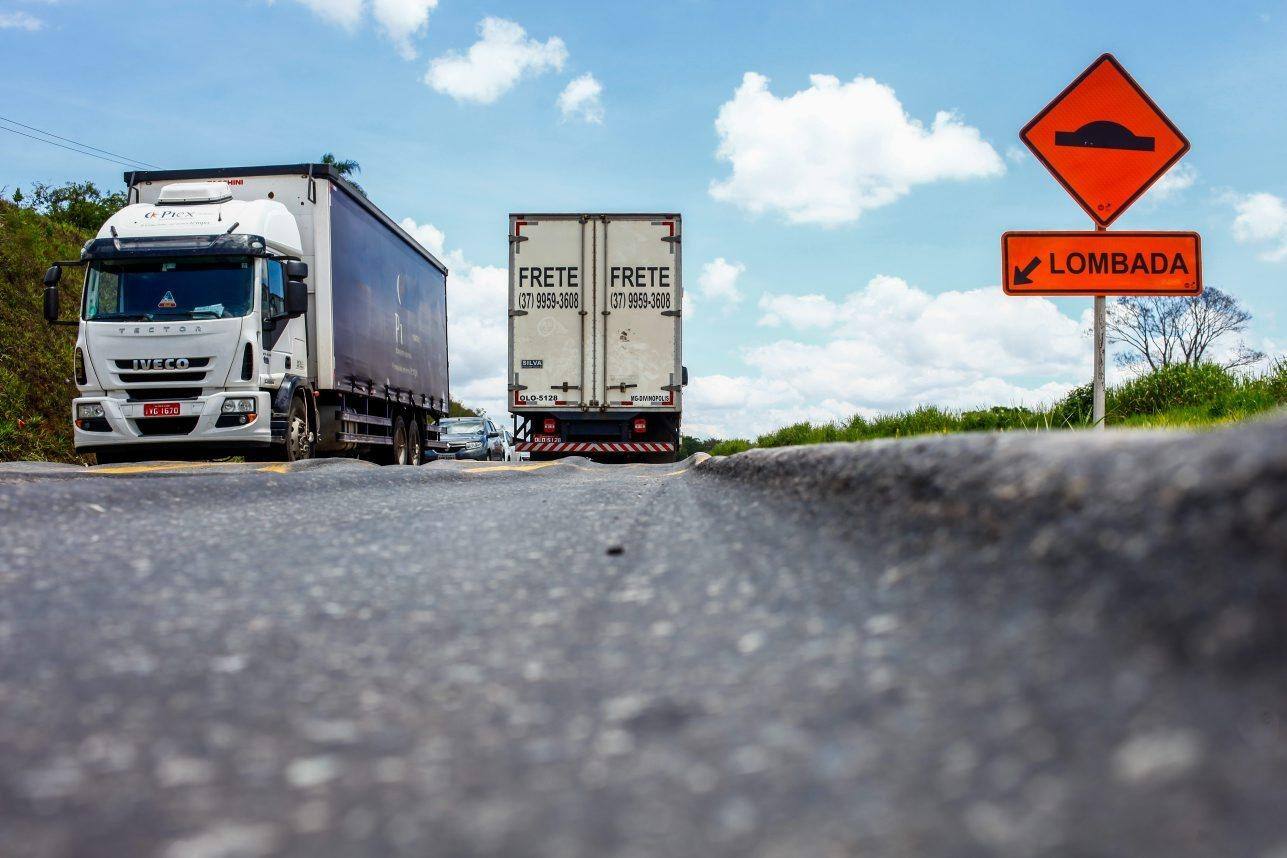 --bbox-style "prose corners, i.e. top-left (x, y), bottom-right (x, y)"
top-left (1002, 231), bottom-right (1201, 296)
